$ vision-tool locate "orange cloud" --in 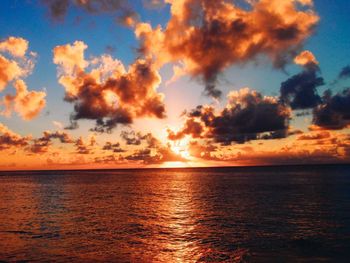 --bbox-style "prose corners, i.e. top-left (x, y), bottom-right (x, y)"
top-left (186, 130), bottom-right (350, 166)
top-left (2, 80), bottom-right (46, 120)
top-left (167, 118), bottom-right (203, 141)
top-left (0, 37), bottom-right (46, 120)
top-left (294, 50), bottom-right (319, 67)
top-left (0, 36), bottom-right (28, 58)
top-left (298, 131), bottom-right (331, 141)
top-left (53, 40), bottom-right (88, 75)
top-left (188, 140), bottom-right (218, 160)
top-left (0, 55), bottom-right (22, 92)
top-left (136, 0), bottom-right (319, 97)
top-left (0, 37), bottom-right (34, 91)
top-left (53, 41), bottom-right (166, 132)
